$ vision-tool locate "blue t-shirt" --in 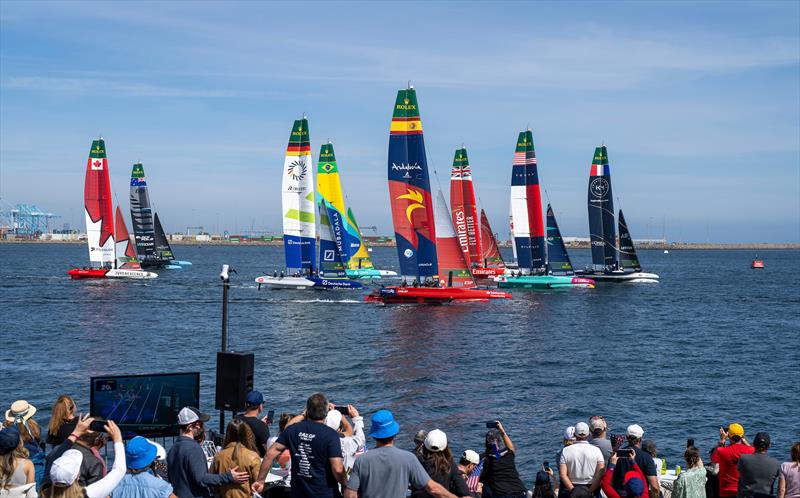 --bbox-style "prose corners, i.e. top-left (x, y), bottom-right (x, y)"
top-left (276, 419), bottom-right (343, 498)
top-left (111, 471), bottom-right (173, 498)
